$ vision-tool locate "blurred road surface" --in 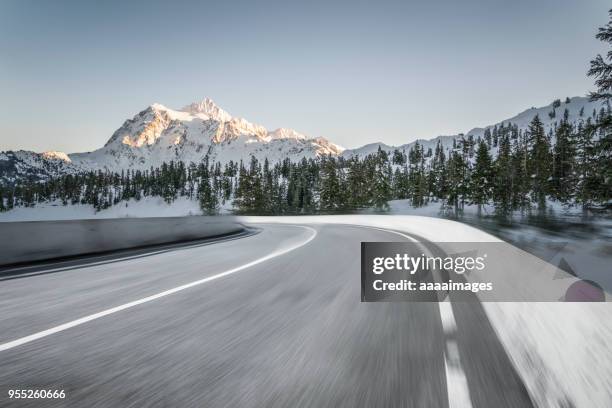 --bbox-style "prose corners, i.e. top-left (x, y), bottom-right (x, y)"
top-left (0, 223), bottom-right (533, 407)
